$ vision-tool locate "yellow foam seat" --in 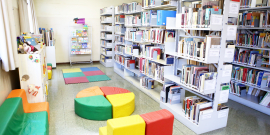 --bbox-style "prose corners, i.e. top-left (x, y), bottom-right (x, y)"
top-left (107, 115), bottom-right (145, 135)
top-left (48, 70), bottom-right (52, 80)
top-left (99, 126), bottom-right (107, 135)
top-left (106, 92), bottom-right (135, 118)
